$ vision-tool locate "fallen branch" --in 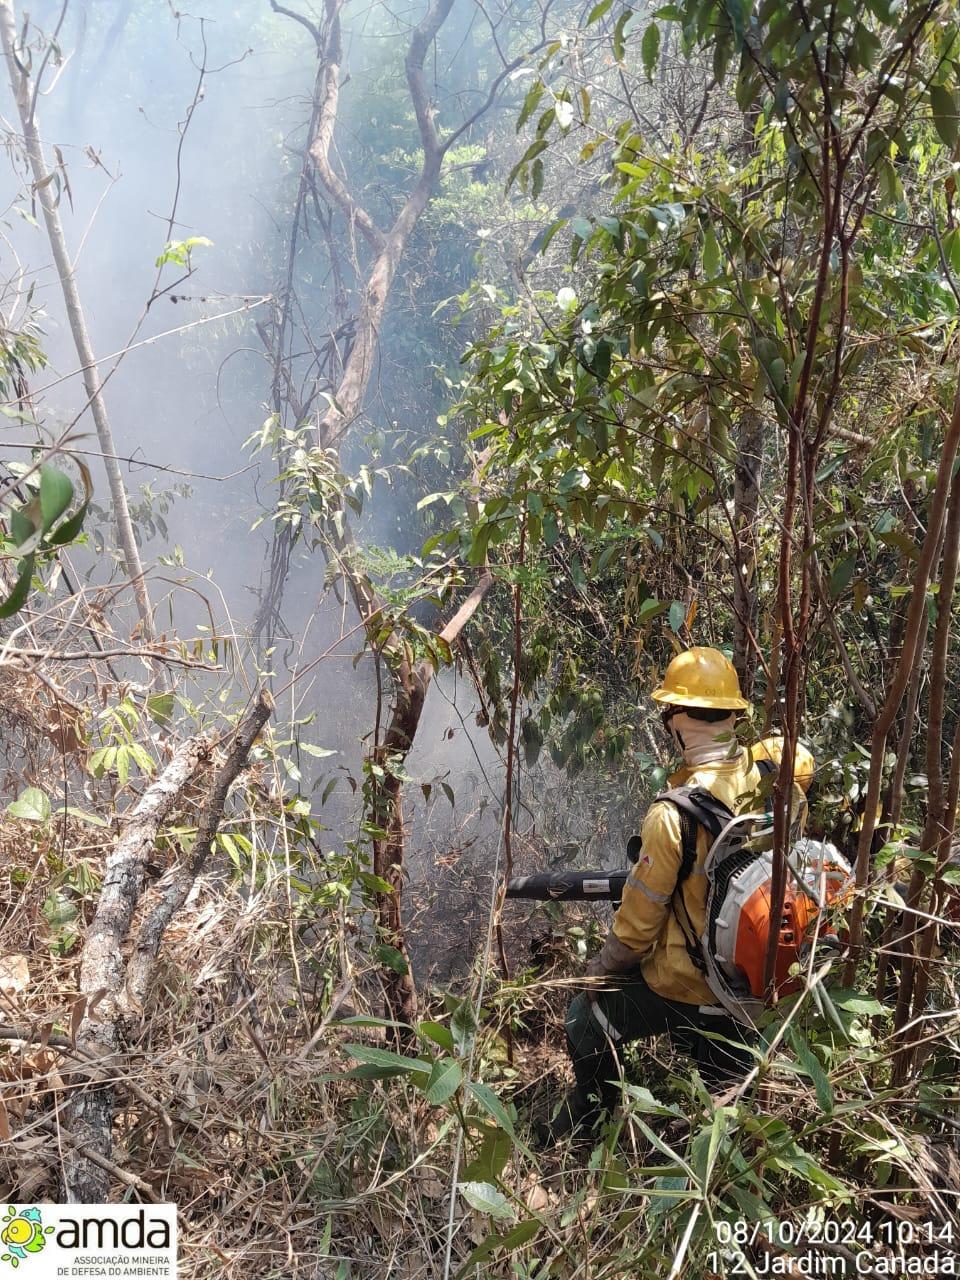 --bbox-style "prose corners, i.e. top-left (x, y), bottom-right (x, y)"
top-left (123, 689), bottom-right (274, 1016)
top-left (0, 1026), bottom-right (175, 1143)
top-left (38, 1118), bottom-right (158, 1199)
top-left (62, 733), bottom-right (210, 1201)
